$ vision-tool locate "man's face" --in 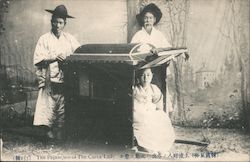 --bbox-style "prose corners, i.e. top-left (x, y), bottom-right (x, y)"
top-left (143, 12), bottom-right (156, 30)
top-left (51, 17), bottom-right (66, 37)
